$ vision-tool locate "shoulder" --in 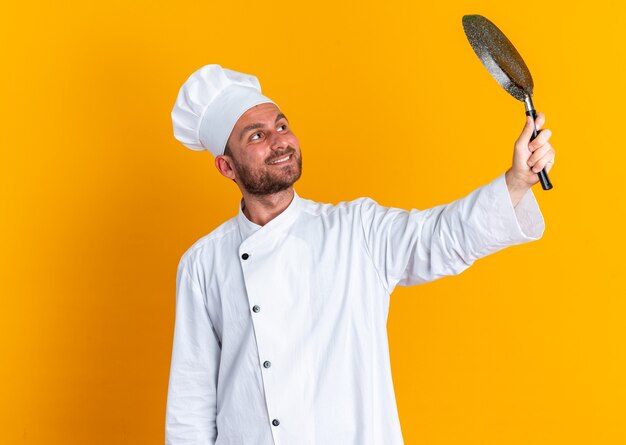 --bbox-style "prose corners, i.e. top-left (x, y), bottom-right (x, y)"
top-left (301, 196), bottom-right (401, 229)
top-left (177, 216), bottom-right (239, 270)
top-left (298, 195), bottom-right (380, 219)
